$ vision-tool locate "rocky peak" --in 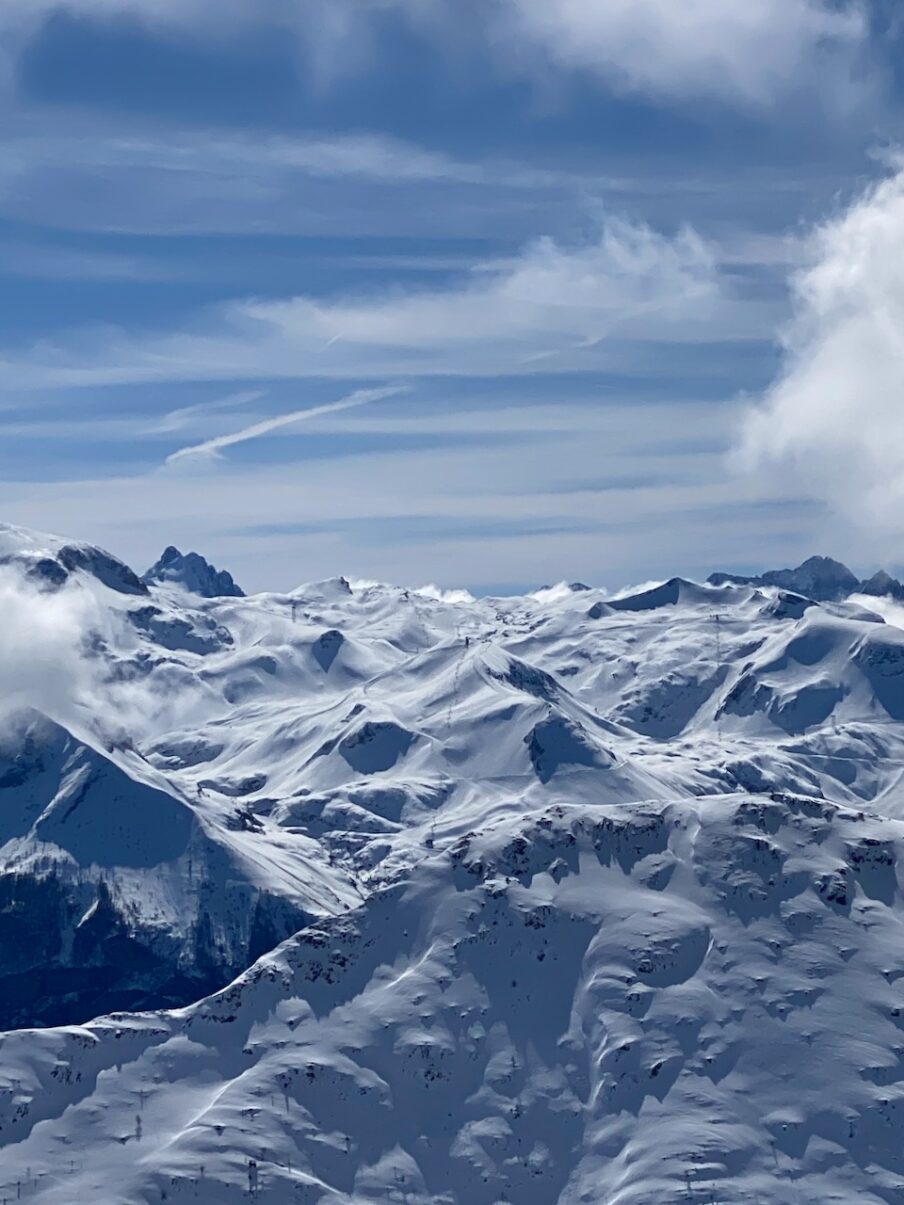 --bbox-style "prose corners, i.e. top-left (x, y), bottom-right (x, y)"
top-left (142, 546), bottom-right (244, 598)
